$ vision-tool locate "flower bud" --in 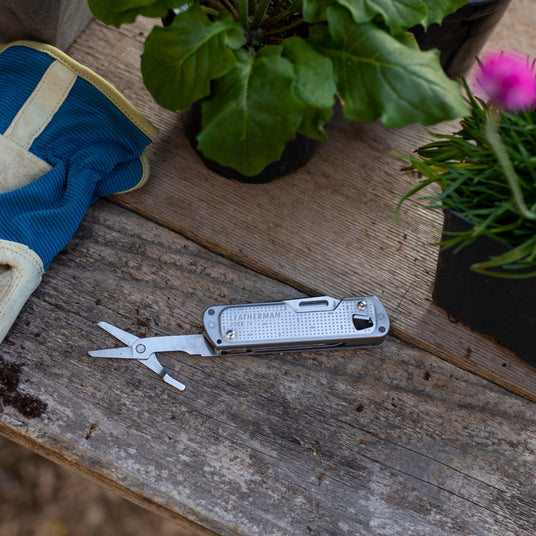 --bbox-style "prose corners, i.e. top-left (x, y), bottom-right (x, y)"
top-left (476, 50), bottom-right (536, 111)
